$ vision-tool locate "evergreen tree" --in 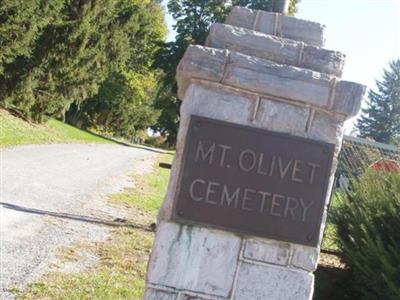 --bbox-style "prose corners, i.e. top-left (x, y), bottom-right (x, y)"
top-left (66, 0), bottom-right (166, 137)
top-left (152, 0), bottom-right (298, 145)
top-left (357, 59), bottom-right (400, 144)
top-left (1, 0), bottom-right (116, 120)
top-left (0, 0), bottom-right (65, 75)
top-left (0, 0), bottom-right (166, 124)
top-left (331, 171), bottom-right (400, 299)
